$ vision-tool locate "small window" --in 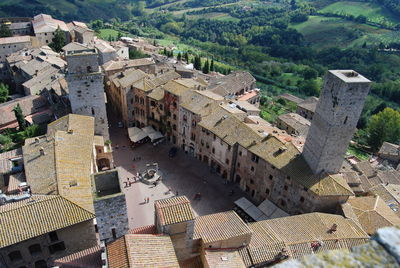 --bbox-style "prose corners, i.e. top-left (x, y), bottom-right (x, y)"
top-left (284, 185), bottom-right (288, 191)
top-left (269, 175), bottom-right (273, 180)
top-left (131, 98), bottom-right (134, 104)
top-left (48, 242), bottom-right (66, 254)
top-left (344, 116), bottom-right (348, 124)
top-left (29, 244), bottom-right (42, 255)
top-left (159, 104), bottom-right (163, 110)
top-left (239, 151), bottom-right (242, 156)
top-left (91, 108), bottom-right (95, 116)
top-left (237, 162), bottom-right (241, 168)
top-left (250, 166), bottom-right (254, 172)
top-left (48, 231), bottom-right (58, 242)
top-left (265, 188), bottom-right (270, 195)
top-left (251, 154), bottom-right (259, 163)
top-left (280, 199), bottom-right (286, 207)
top-left (173, 124), bottom-right (176, 131)
top-left (250, 179), bottom-right (254, 184)
top-left (225, 159), bottom-right (229, 164)
top-left (300, 197), bottom-right (305, 203)
top-left (212, 148), bottom-right (215, 154)
top-left (34, 260), bottom-right (47, 268)
top-left (8, 251), bottom-right (22, 262)
top-left (112, 228), bottom-right (117, 239)
top-left (173, 114), bottom-right (177, 120)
